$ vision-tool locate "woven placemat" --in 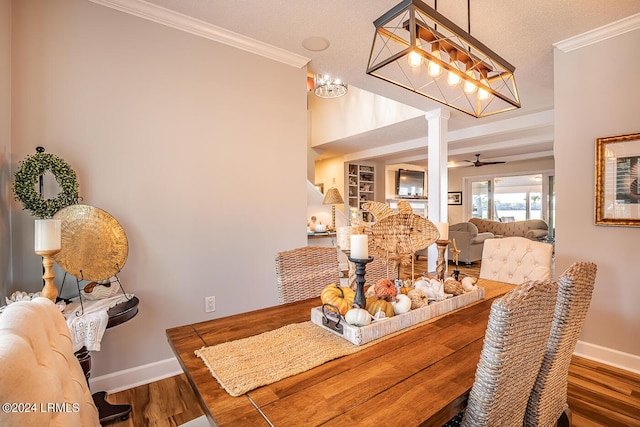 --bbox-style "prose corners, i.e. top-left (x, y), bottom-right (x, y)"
top-left (195, 321), bottom-right (364, 397)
